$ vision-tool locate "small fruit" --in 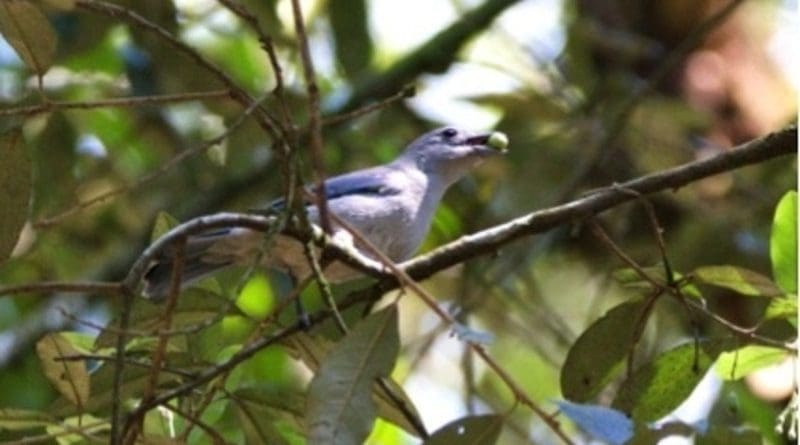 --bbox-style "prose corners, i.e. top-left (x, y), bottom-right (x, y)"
top-left (488, 132), bottom-right (509, 151)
